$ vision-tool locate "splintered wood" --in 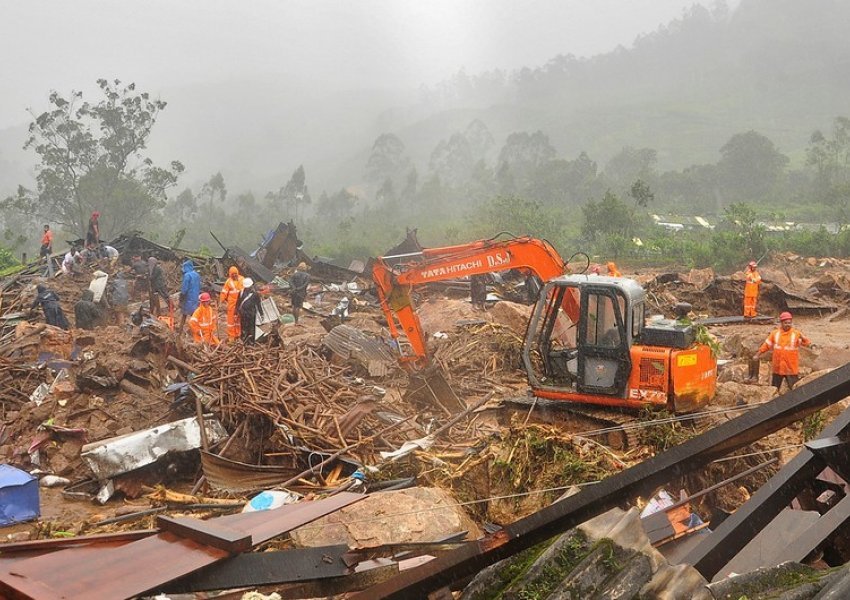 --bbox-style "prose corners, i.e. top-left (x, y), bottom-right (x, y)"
top-left (183, 343), bottom-right (423, 468)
